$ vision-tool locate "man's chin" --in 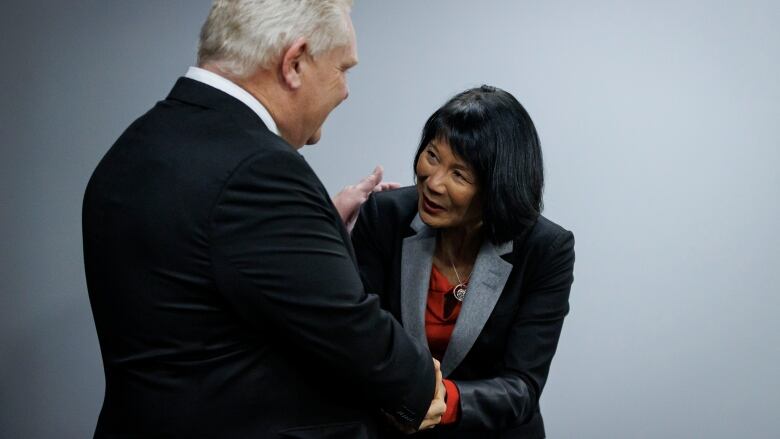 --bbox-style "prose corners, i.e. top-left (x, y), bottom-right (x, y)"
top-left (305, 129), bottom-right (322, 145)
